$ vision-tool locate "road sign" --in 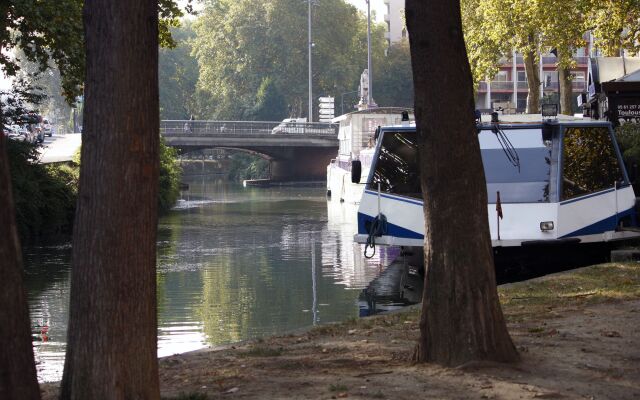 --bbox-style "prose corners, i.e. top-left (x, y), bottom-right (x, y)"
top-left (319, 95), bottom-right (334, 119)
